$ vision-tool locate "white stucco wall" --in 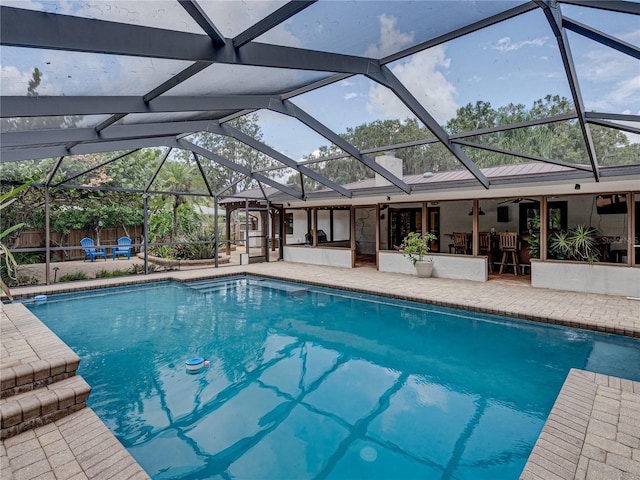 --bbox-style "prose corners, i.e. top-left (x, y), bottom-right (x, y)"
top-left (333, 210), bottom-right (351, 240)
top-left (531, 261), bottom-right (640, 297)
top-left (286, 210), bottom-right (309, 244)
top-left (283, 246), bottom-right (352, 268)
top-left (379, 252), bottom-right (488, 282)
